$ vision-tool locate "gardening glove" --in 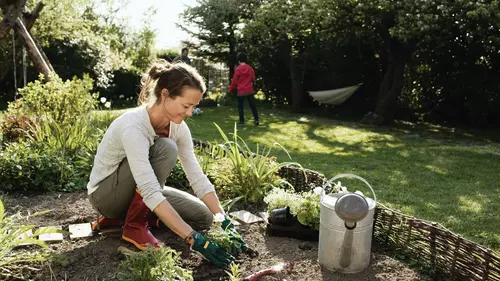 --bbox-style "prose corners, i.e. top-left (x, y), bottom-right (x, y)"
top-left (221, 214), bottom-right (236, 231)
top-left (190, 231), bottom-right (235, 268)
top-left (221, 215), bottom-right (248, 254)
top-left (227, 228), bottom-right (249, 255)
